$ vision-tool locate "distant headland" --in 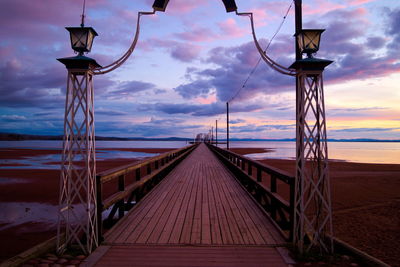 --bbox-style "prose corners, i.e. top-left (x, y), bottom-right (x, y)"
top-left (0, 132), bottom-right (399, 142)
